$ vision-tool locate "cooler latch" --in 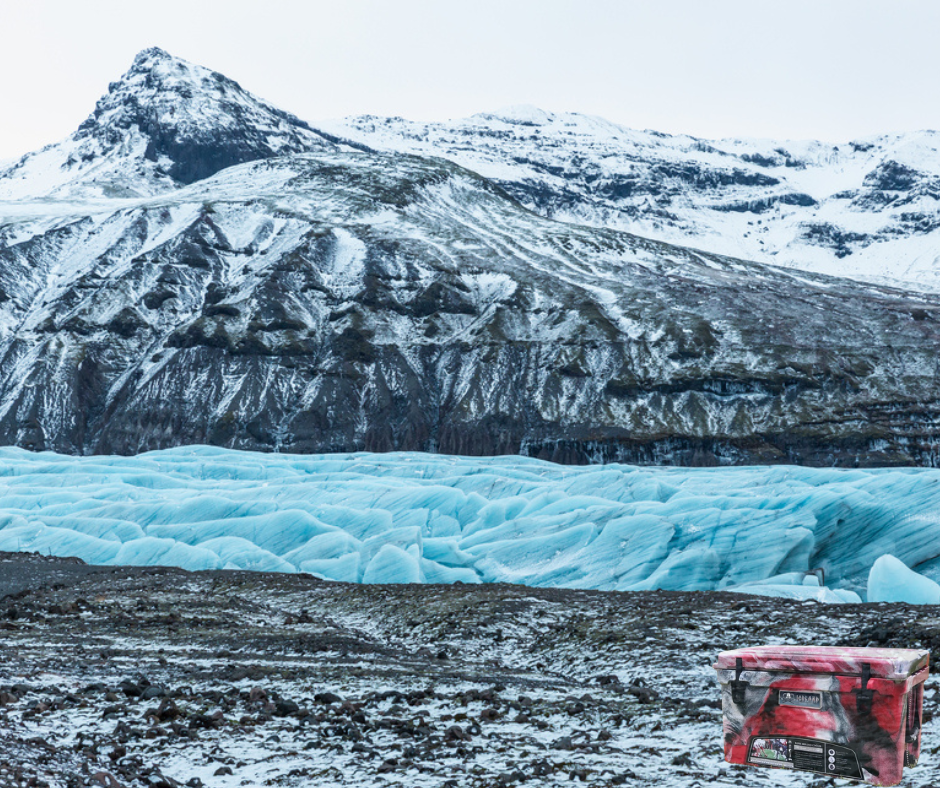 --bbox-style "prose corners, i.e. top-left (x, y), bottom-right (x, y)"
top-left (854, 662), bottom-right (874, 715)
top-left (730, 657), bottom-right (748, 706)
